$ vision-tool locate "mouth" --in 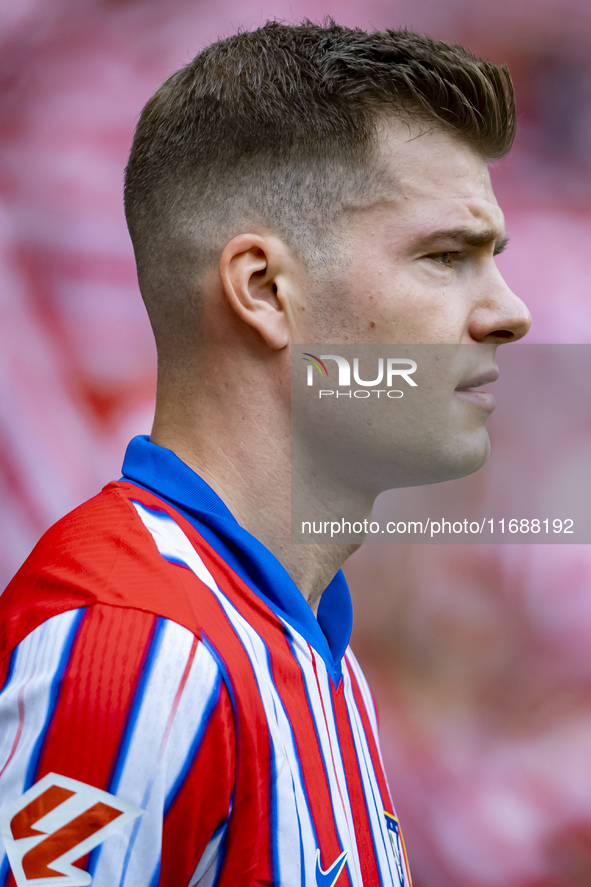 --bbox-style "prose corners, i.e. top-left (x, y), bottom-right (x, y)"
top-left (454, 368), bottom-right (499, 411)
